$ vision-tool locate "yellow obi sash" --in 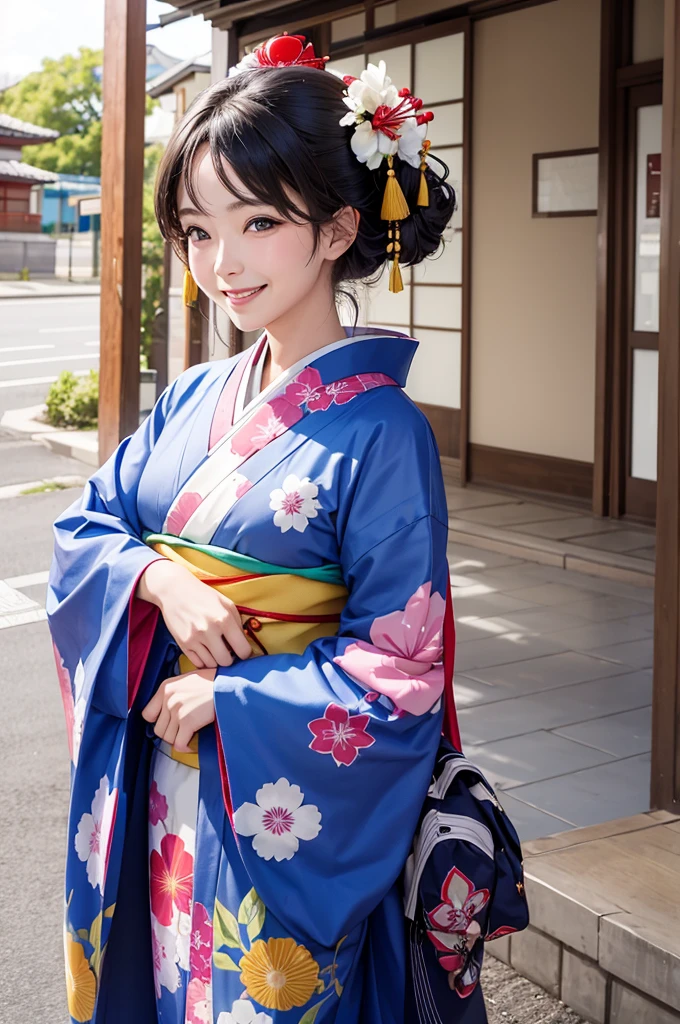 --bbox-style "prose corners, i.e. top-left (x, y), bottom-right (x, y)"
top-left (145, 535), bottom-right (348, 769)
